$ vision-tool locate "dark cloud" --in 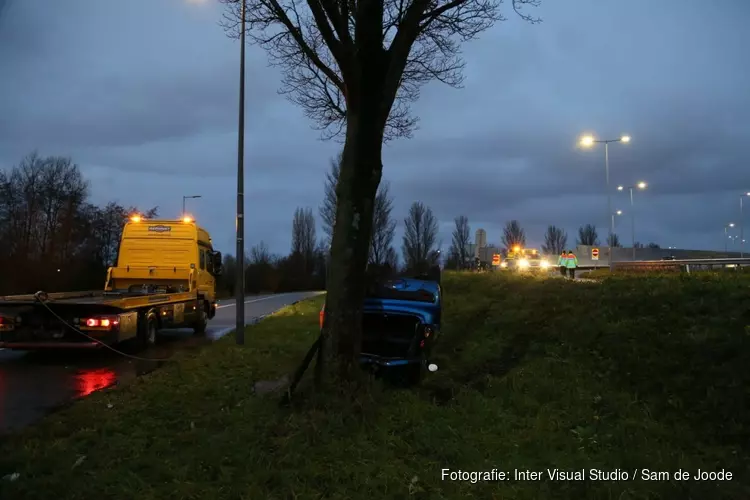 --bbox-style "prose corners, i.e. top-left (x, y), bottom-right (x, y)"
top-left (1, 0), bottom-right (749, 256)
